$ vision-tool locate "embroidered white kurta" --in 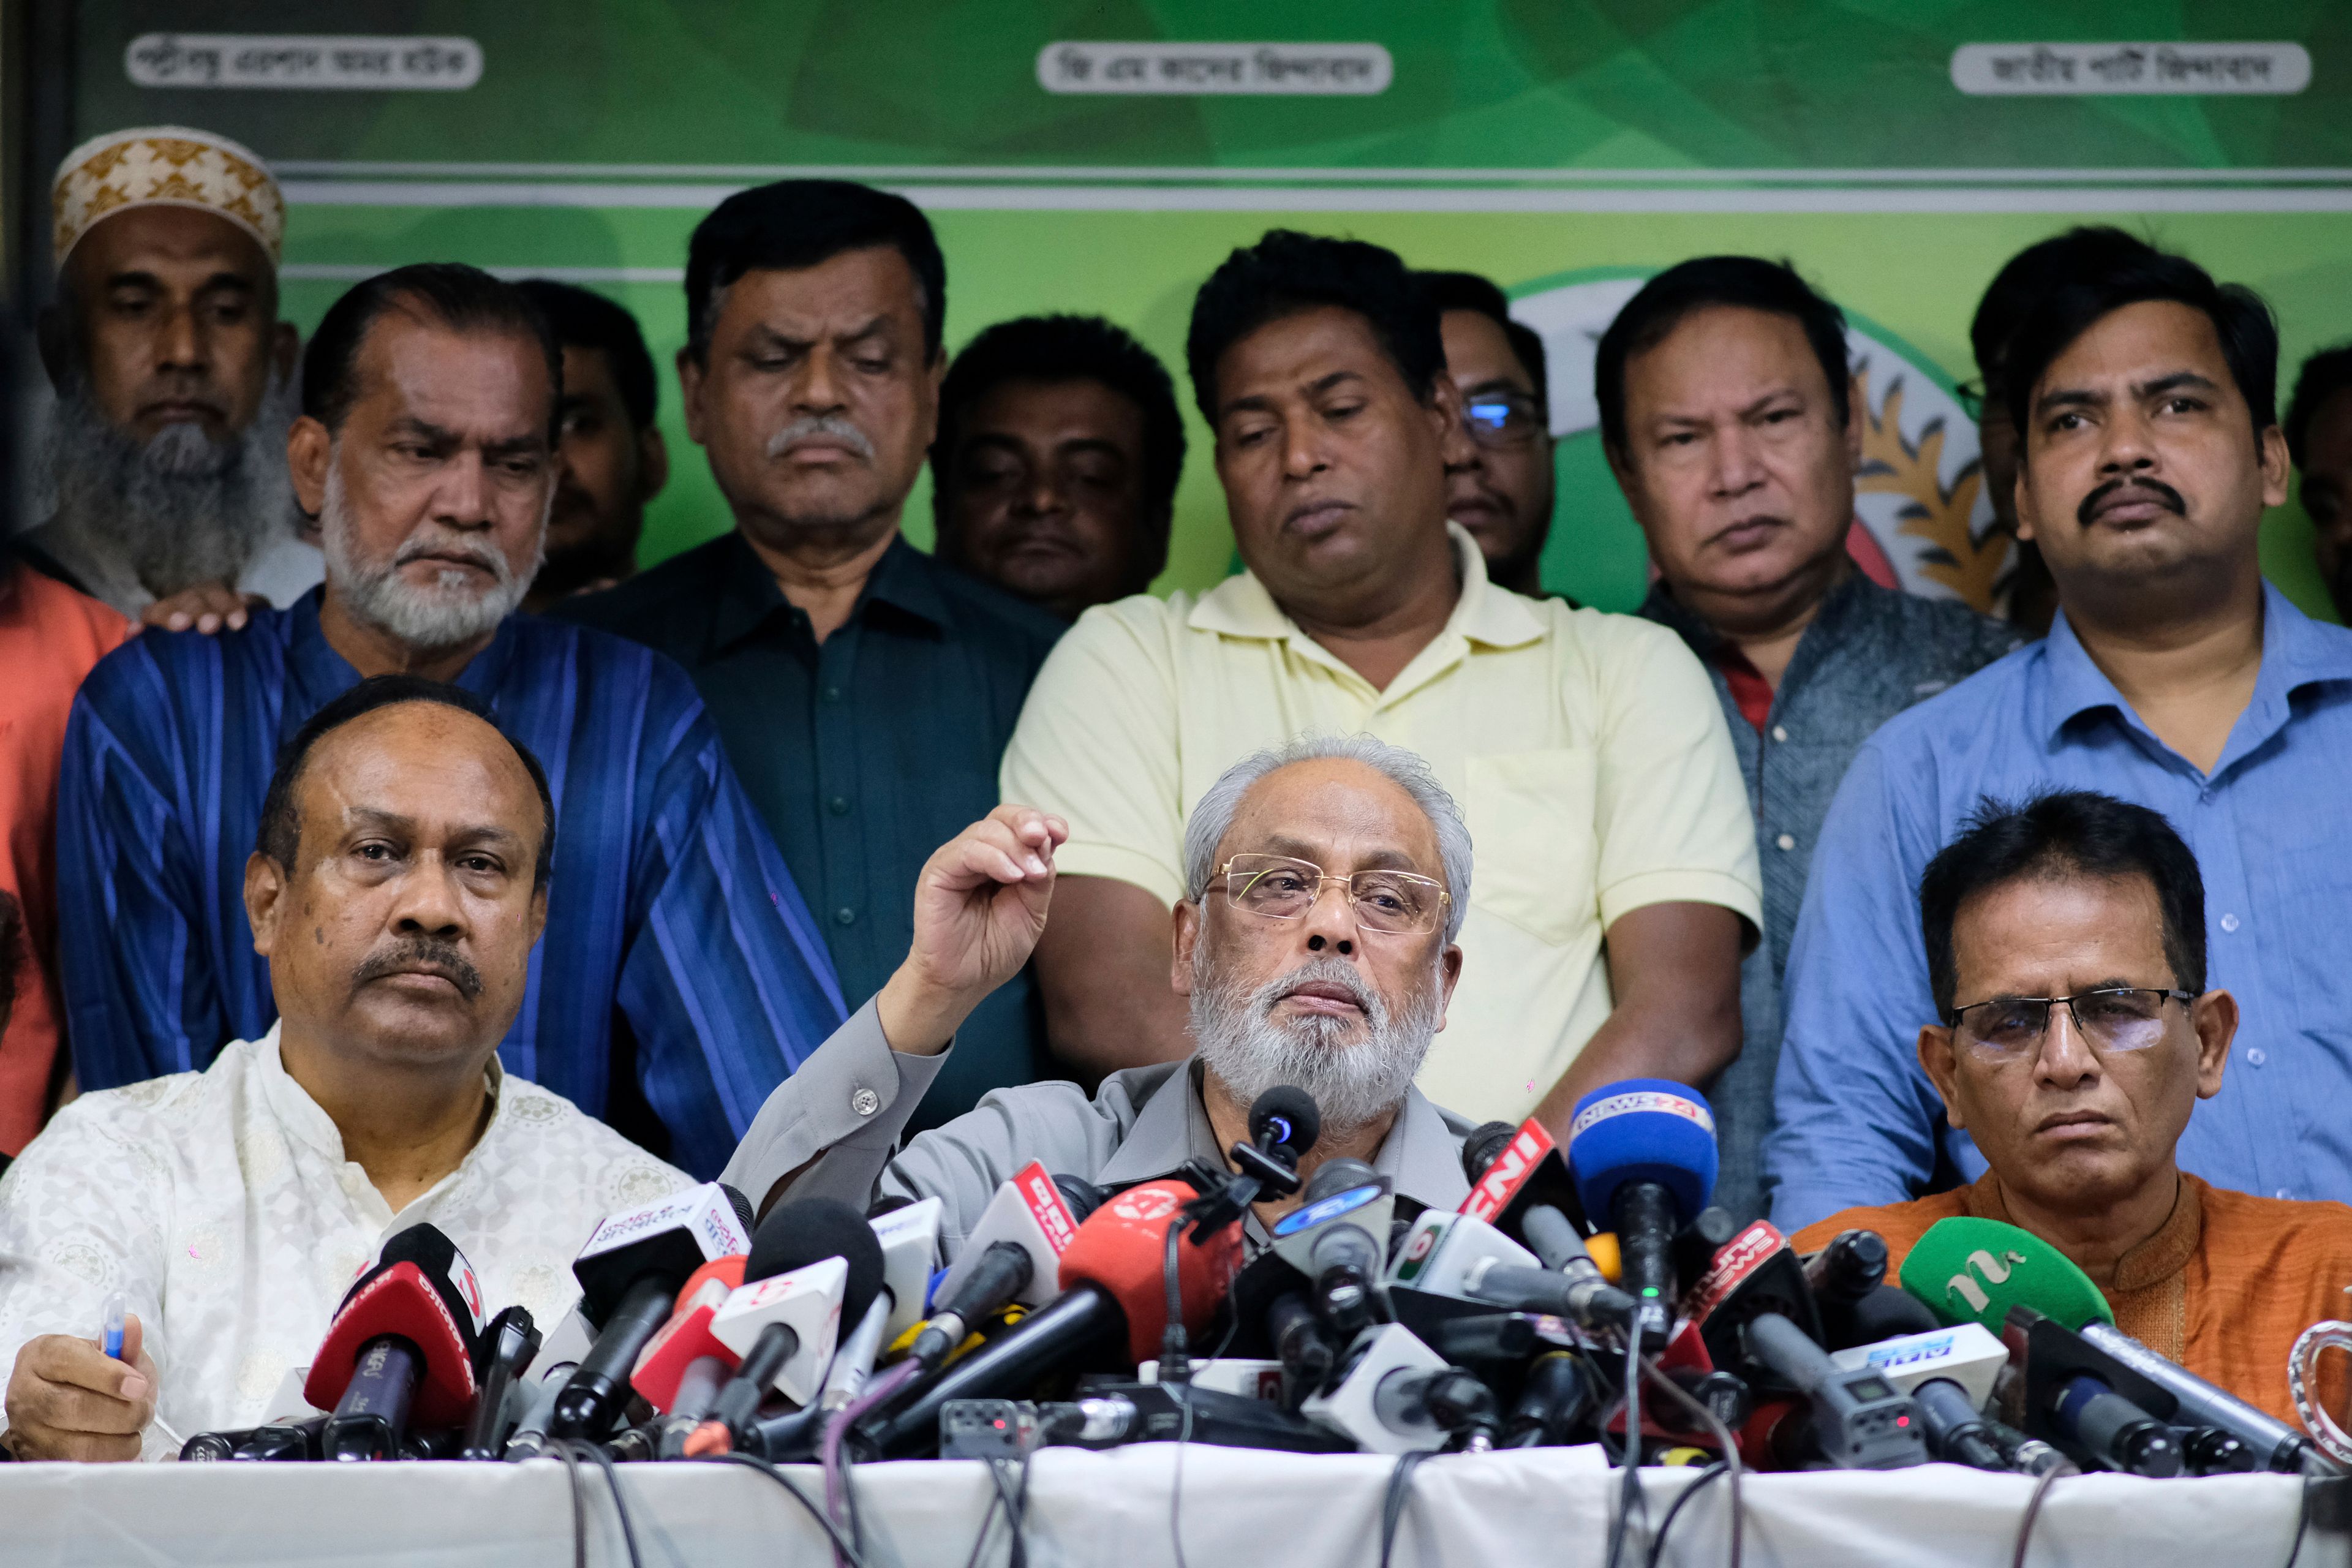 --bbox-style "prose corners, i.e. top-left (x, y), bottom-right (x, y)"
top-left (0, 1025), bottom-right (688, 1457)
